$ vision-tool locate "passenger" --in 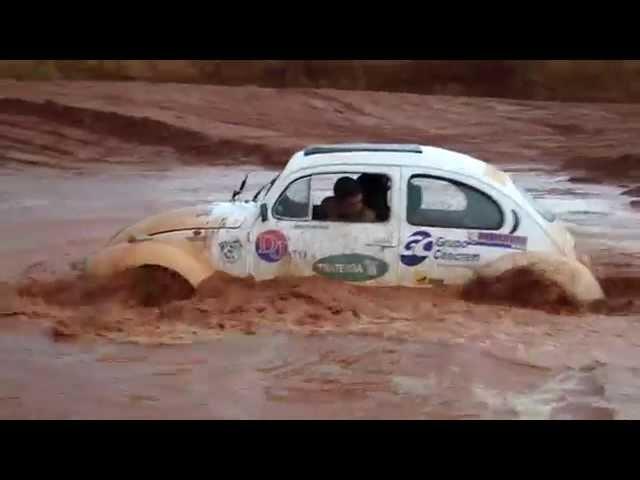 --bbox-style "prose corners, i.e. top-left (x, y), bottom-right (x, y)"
top-left (357, 173), bottom-right (390, 221)
top-left (321, 177), bottom-right (376, 222)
